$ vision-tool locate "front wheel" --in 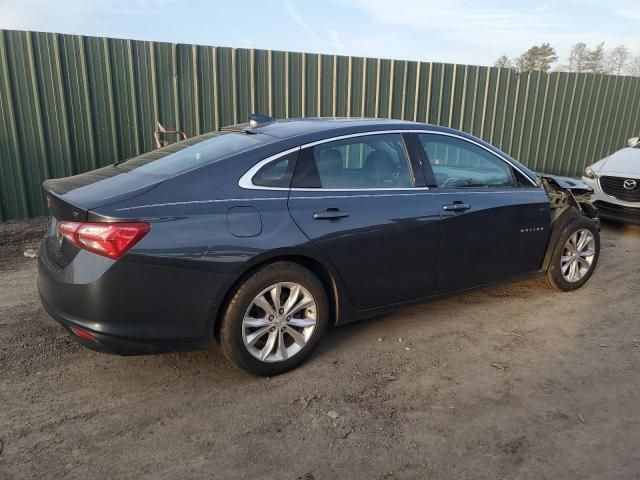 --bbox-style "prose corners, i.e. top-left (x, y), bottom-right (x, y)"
top-left (219, 262), bottom-right (329, 376)
top-left (546, 216), bottom-right (600, 291)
